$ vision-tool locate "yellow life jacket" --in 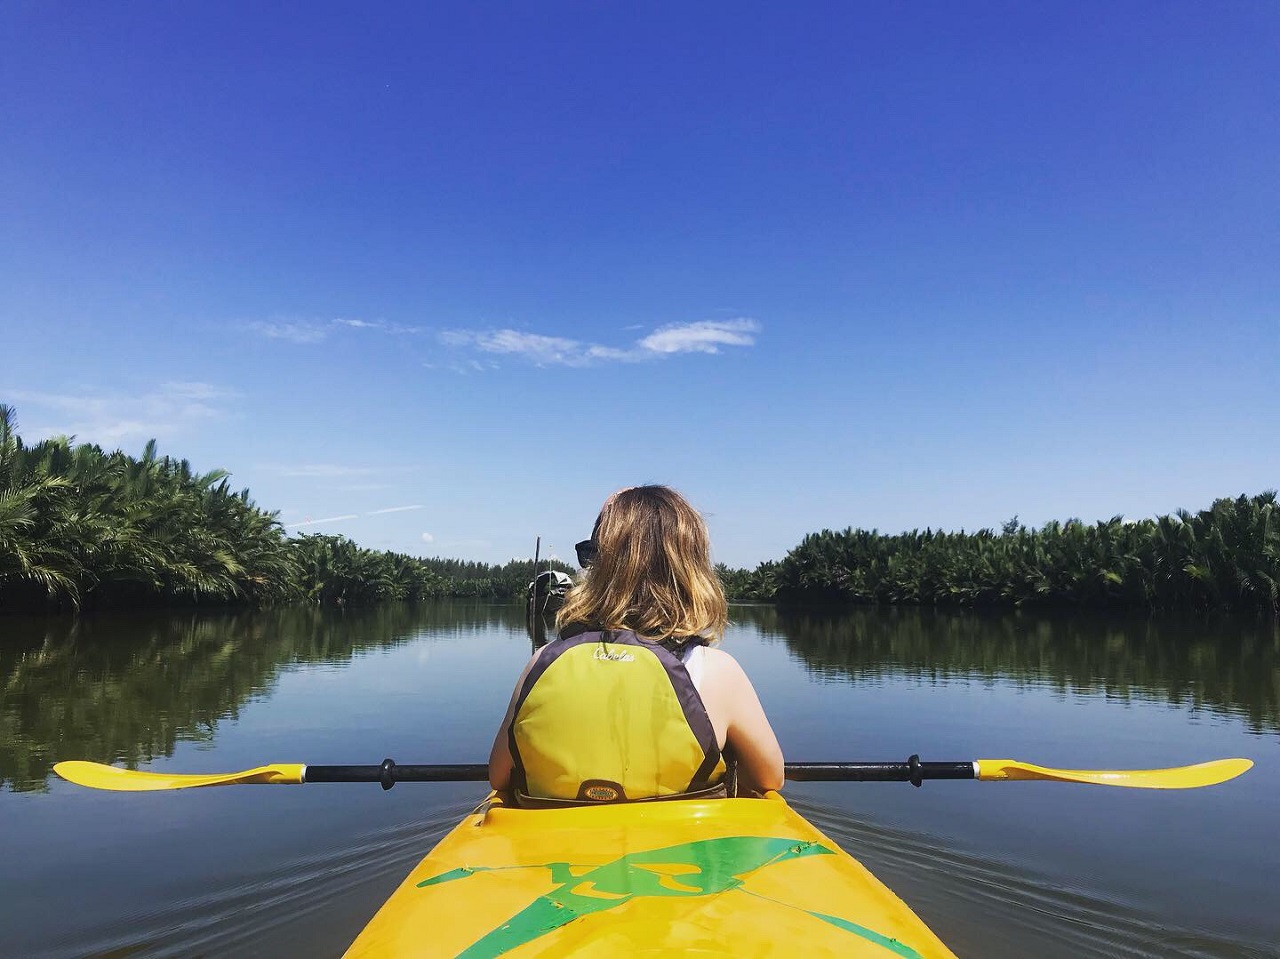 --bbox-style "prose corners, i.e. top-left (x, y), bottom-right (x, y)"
top-left (509, 628), bottom-right (726, 804)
